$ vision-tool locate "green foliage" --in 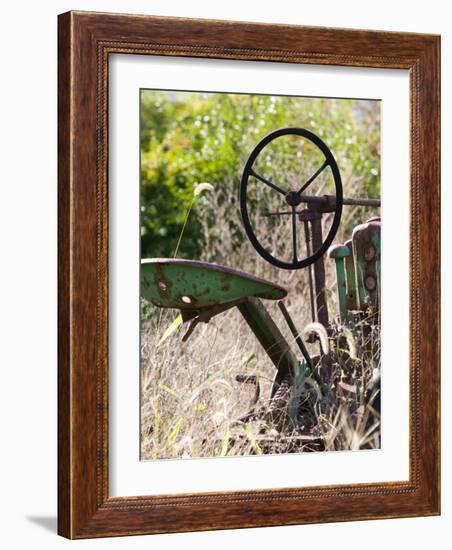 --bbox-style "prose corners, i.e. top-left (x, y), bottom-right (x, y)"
top-left (140, 296), bottom-right (155, 322)
top-left (140, 90), bottom-right (380, 259)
